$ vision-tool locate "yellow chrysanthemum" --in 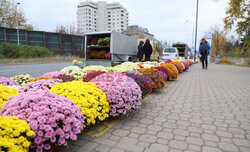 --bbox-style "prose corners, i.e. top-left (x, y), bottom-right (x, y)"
top-left (50, 81), bottom-right (110, 127)
top-left (0, 116), bottom-right (35, 152)
top-left (0, 84), bottom-right (19, 110)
